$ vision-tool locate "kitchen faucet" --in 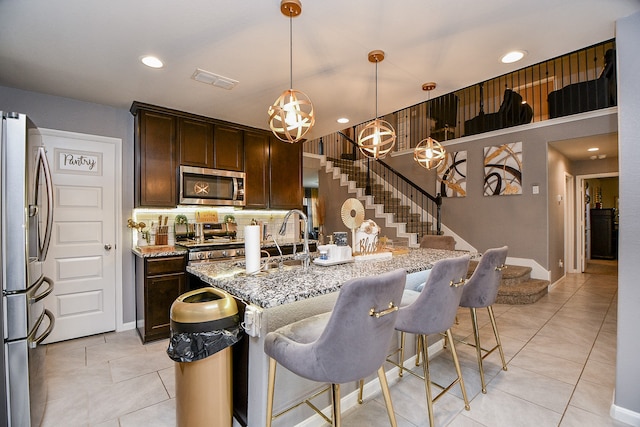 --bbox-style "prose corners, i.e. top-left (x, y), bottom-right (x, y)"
top-left (279, 209), bottom-right (310, 271)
